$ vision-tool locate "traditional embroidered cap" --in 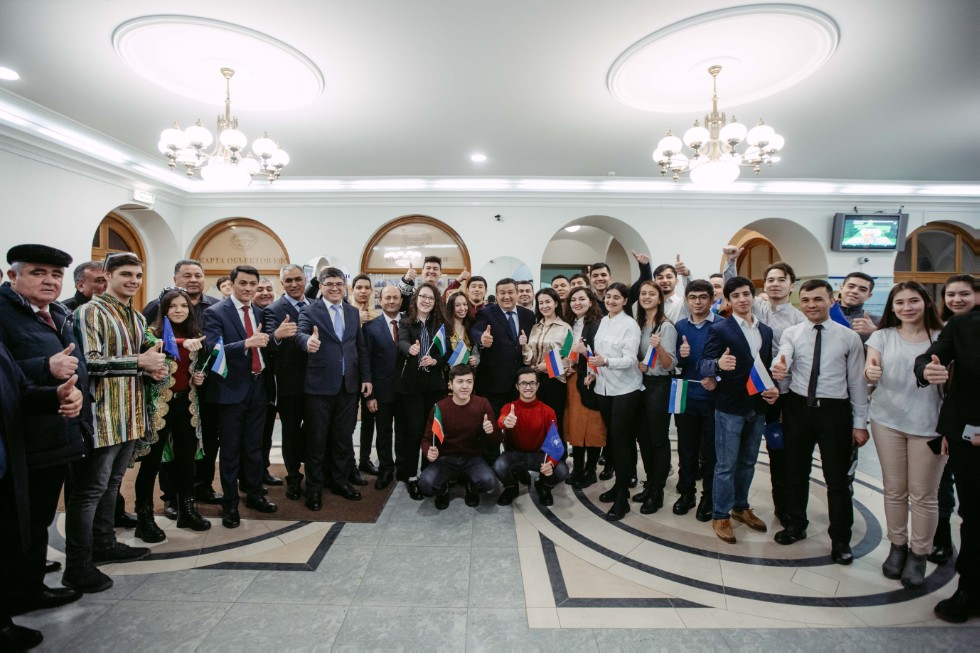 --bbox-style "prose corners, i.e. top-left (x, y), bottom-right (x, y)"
top-left (6, 244), bottom-right (73, 268)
